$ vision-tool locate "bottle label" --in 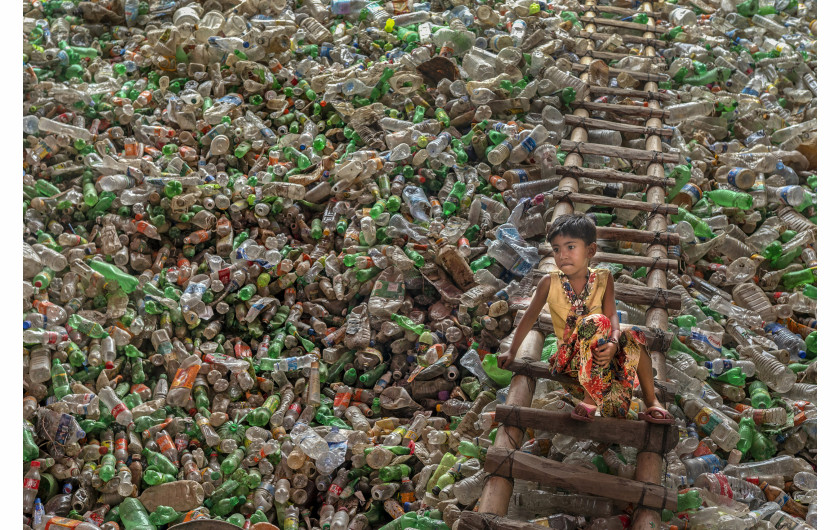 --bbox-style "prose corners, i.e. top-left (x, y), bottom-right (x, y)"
top-left (156, 433), bottom-right (176, 454)
top-left (777, 185), bottom-right (796, 205)
top-left (727, 168), bottom-right (747, 186)
top-left (694, 407), bottom-right (723, 437)
top-left (678, 183), bottom-right (702, 206)
top-left (24, 477), bottom-right (40, 490)
top-left (45, 518), bottom-right (83, 529)
top-left (111, 402), bottom-right (129, 420)
top-left (508, 169), bottom-right (529, 183)
top-left (690, 328), bottom-right (722, 353)
top-left (328, 483), bottom-right (343, 496)
top-left (521, 136), bottom-right (537, 154)
top-left (54, 414), bottom-right (74, 445)
top-left (711, 473), bottom-right (734, 499)
top-left (171, 364), bottom-right (200, 390)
